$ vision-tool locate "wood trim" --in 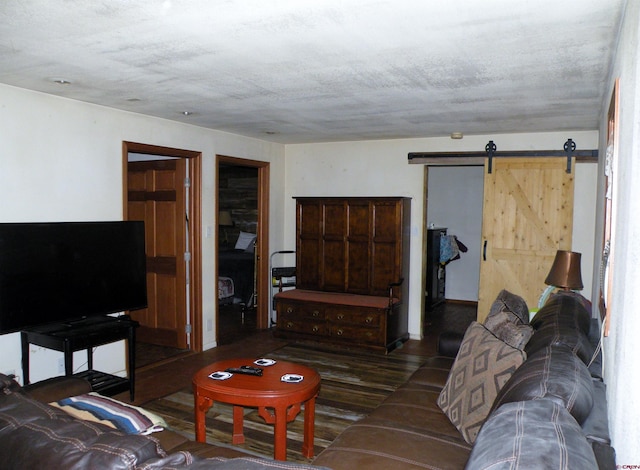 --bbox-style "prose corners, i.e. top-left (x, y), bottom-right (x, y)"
top-left (216, 155), bottom-right (270, 332)
top-left (123, 141), bottom-right (203, 353)
top-left (443, 299), bottom-right (479, 307)
top-left (190, 154), bottom-right (203, 351)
